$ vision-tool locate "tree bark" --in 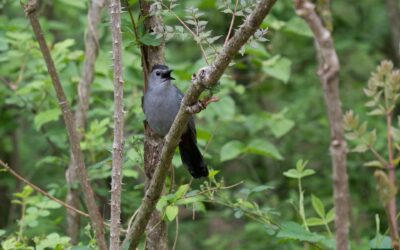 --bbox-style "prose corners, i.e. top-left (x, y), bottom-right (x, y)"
top-left (22, 2), bottom-right (107, 249)
top-left (137, 1), bottom-right (169, 249)
top-left (295, 1), bottom-right (349, 250)
top-left (385, 0), bottom-right (400, 64)
top-left (66, 0), bottom-right (106, 244)
top-left (122, 1), bottom-right (277, 249)
top-left (109, 0), bottom-right (125, 248)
